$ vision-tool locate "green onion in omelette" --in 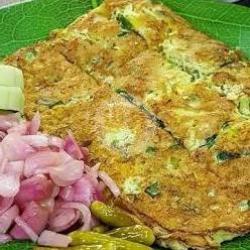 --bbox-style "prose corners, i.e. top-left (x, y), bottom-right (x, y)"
top-left (216, 151), bottom-right (240, 162)
top-left (37, 98), bottom-right (64, 108)
top-left (117, 14), bottom-right (134, 36)
top-left (238, 96), bottom-right (250, 116)
top-left (201, 134), bottom-right (217, 149)
top-left (145, 182), bottom-right (161, 198)
top-left (145, 146), bottom-right (157, 154)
